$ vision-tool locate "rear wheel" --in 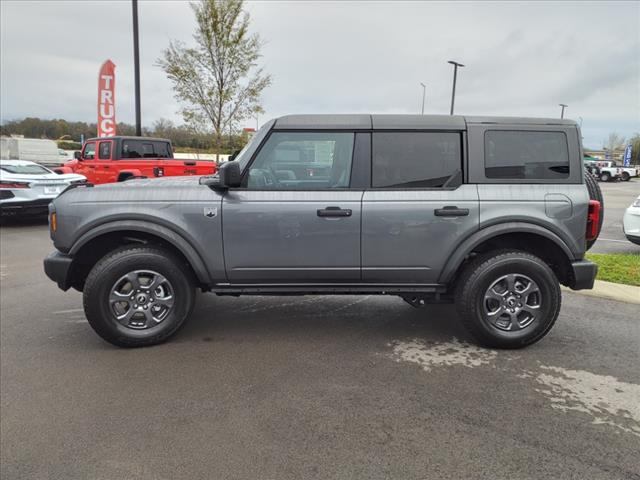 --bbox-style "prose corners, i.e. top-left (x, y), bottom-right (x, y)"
top-left (83, 246), bottom-right (195, 347)
top-left (584, 169), bottom-right (604, 250)
top-left (455, 251), bottom-right (561, 349)
top-left (600, 172), bottom-right (611, 182)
